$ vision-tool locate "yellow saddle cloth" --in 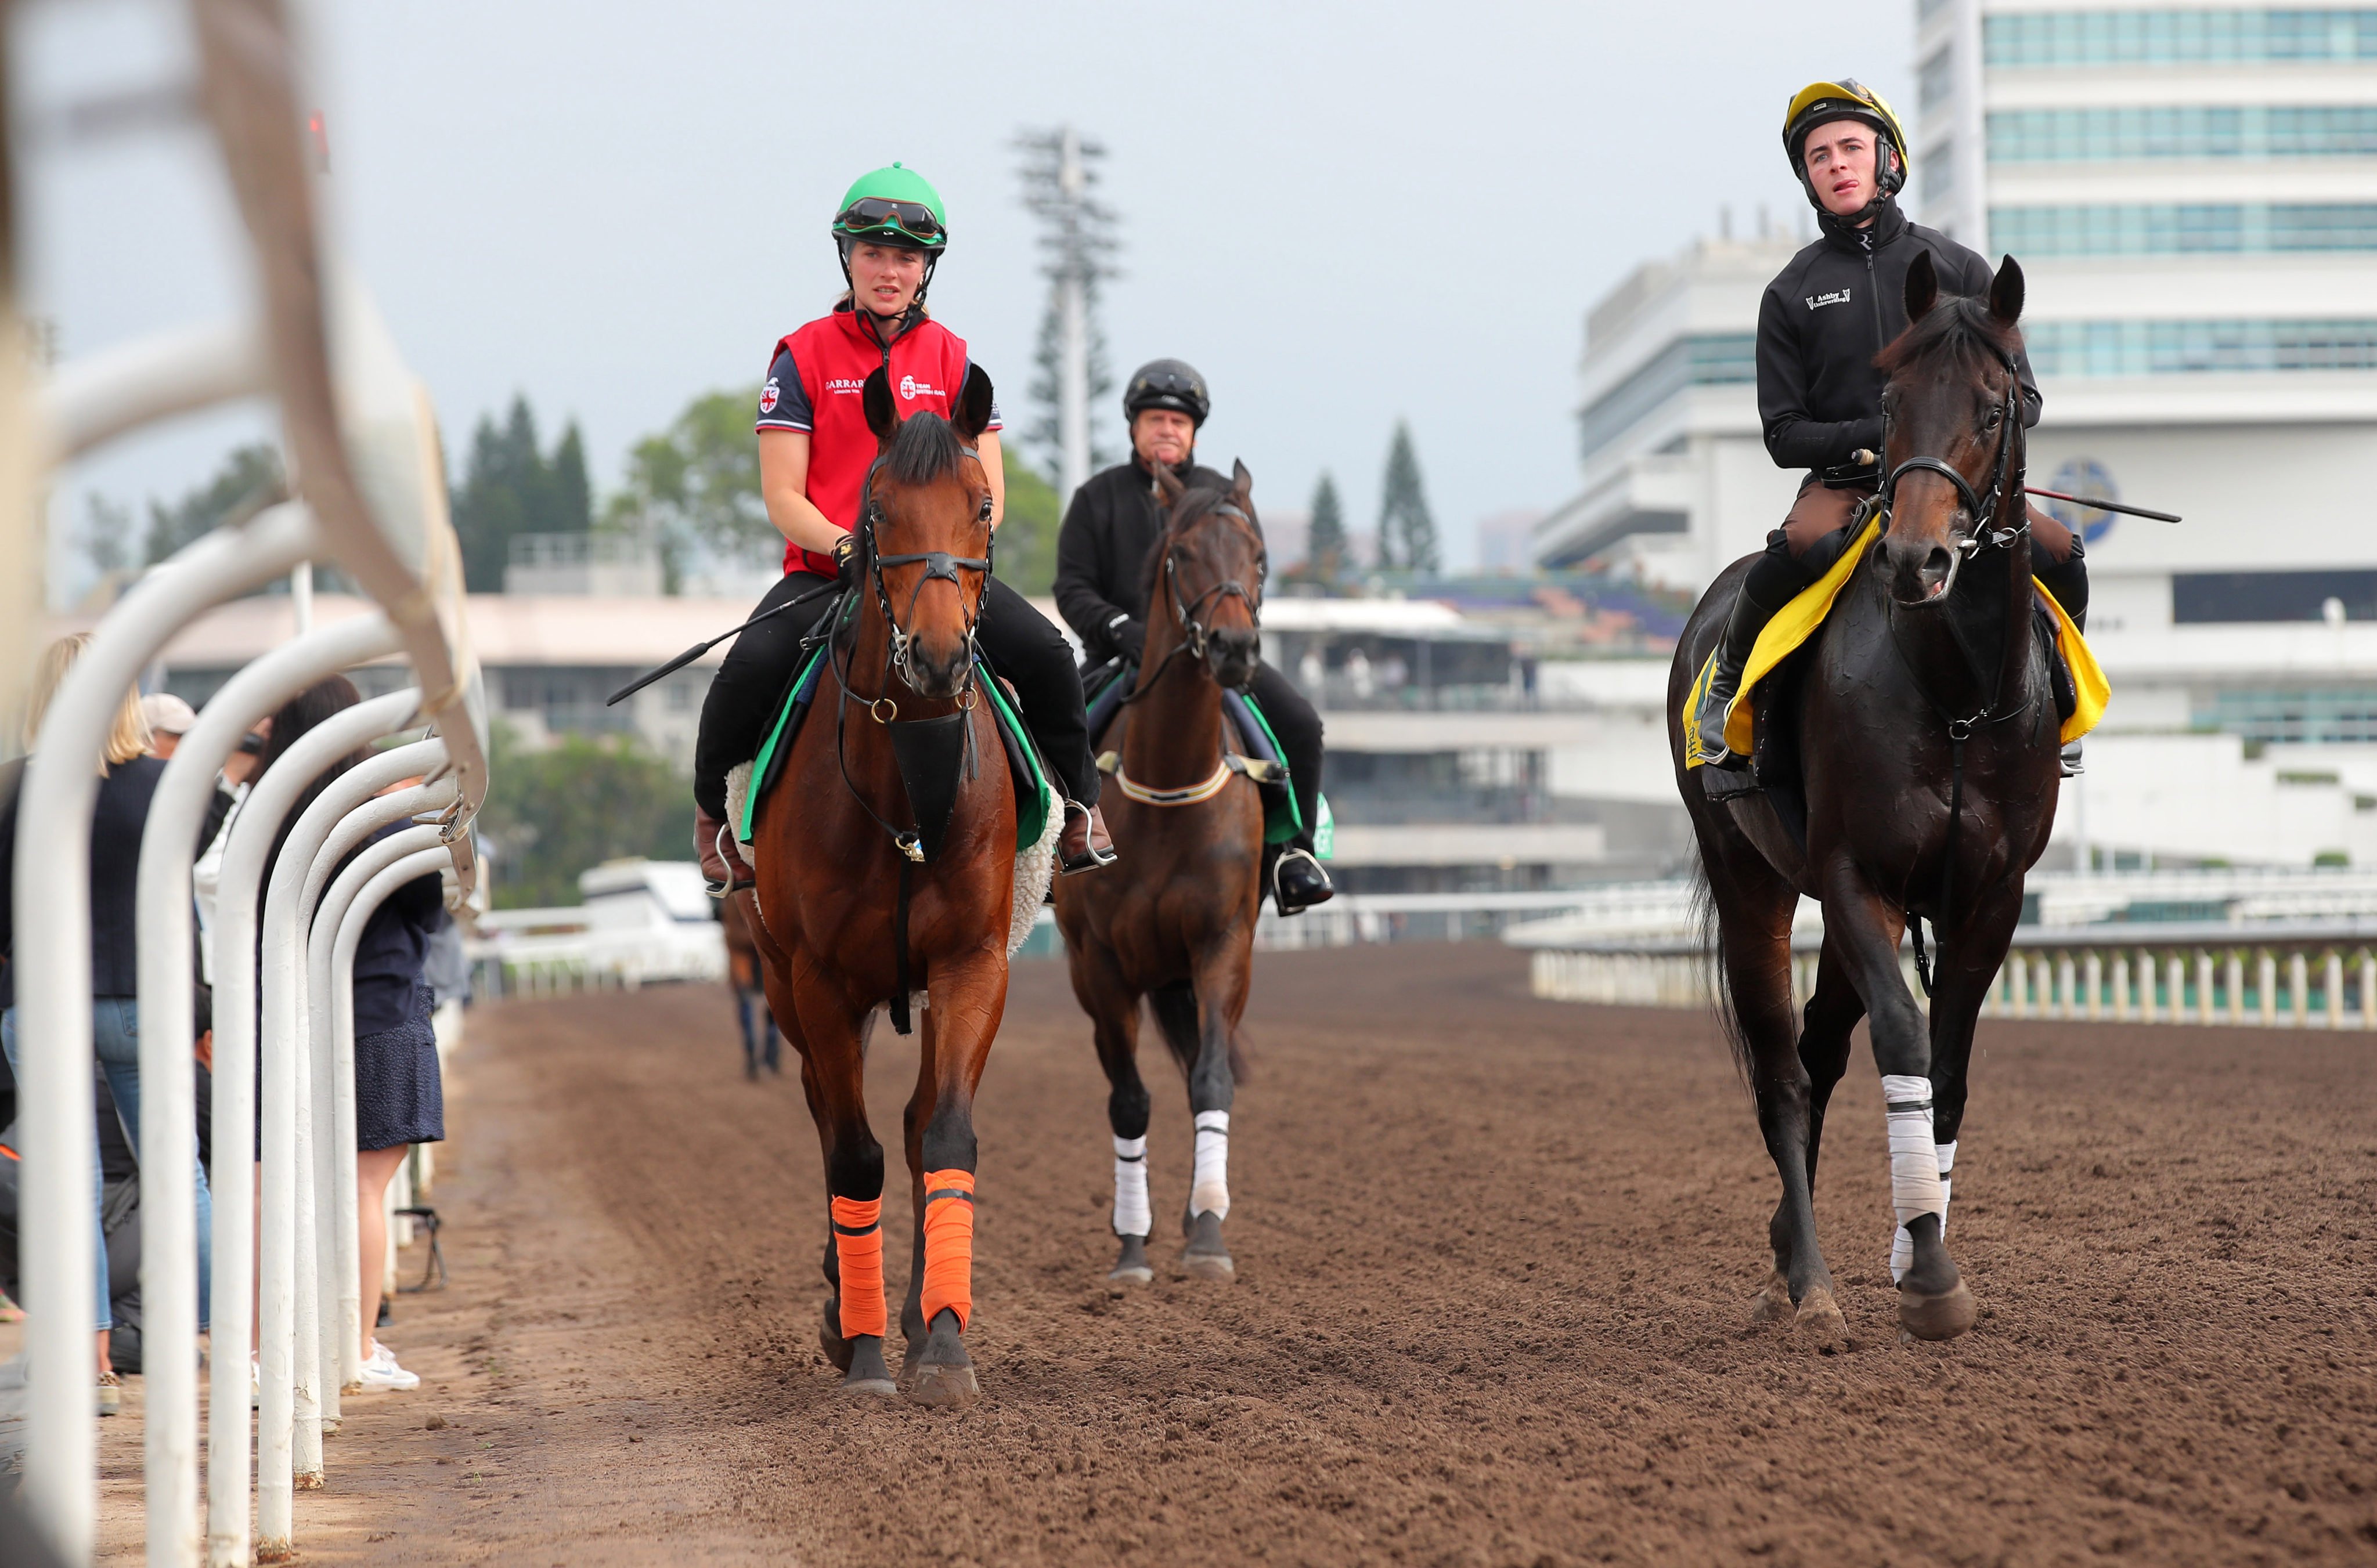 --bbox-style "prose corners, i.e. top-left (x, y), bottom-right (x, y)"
top-left (1681, 515), bottom-right (2109, 769)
